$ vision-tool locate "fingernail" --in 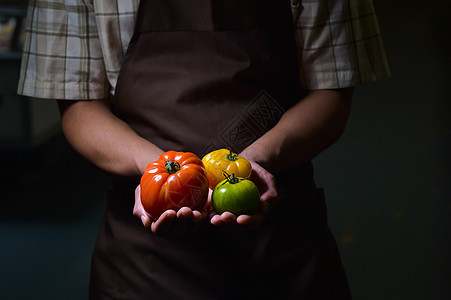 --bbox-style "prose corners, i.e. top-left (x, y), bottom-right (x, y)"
top-left (141, 215), bottom-right (147, 226)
